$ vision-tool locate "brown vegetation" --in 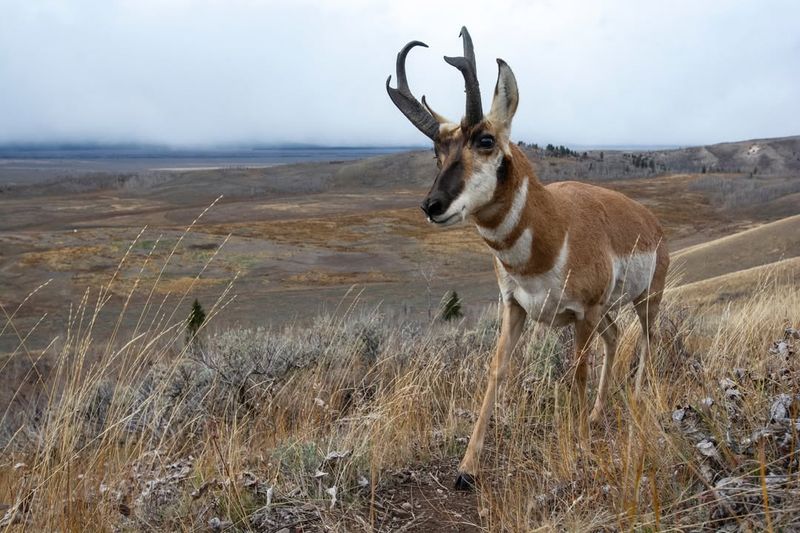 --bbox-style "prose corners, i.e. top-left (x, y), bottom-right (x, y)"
top-left (1, 234), bottom-right (799, 530)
